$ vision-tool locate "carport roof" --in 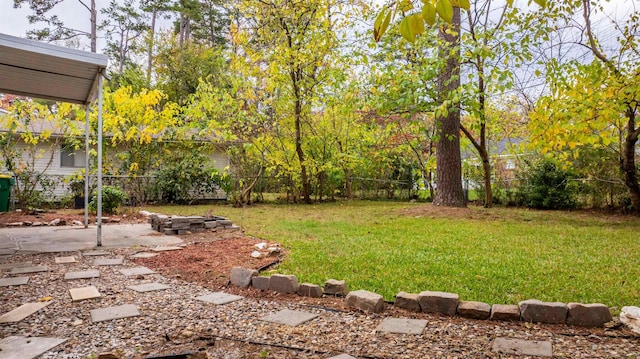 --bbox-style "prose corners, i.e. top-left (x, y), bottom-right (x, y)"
top-left (0, 33), bottom-right (108, 105)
